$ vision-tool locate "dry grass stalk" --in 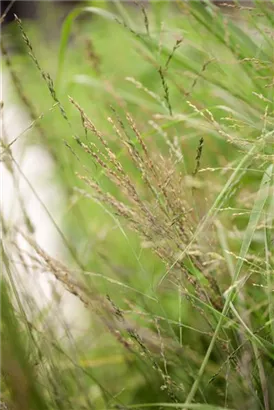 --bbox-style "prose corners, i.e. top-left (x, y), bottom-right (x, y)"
top-left (68, 102), bottom-right (223, 311)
